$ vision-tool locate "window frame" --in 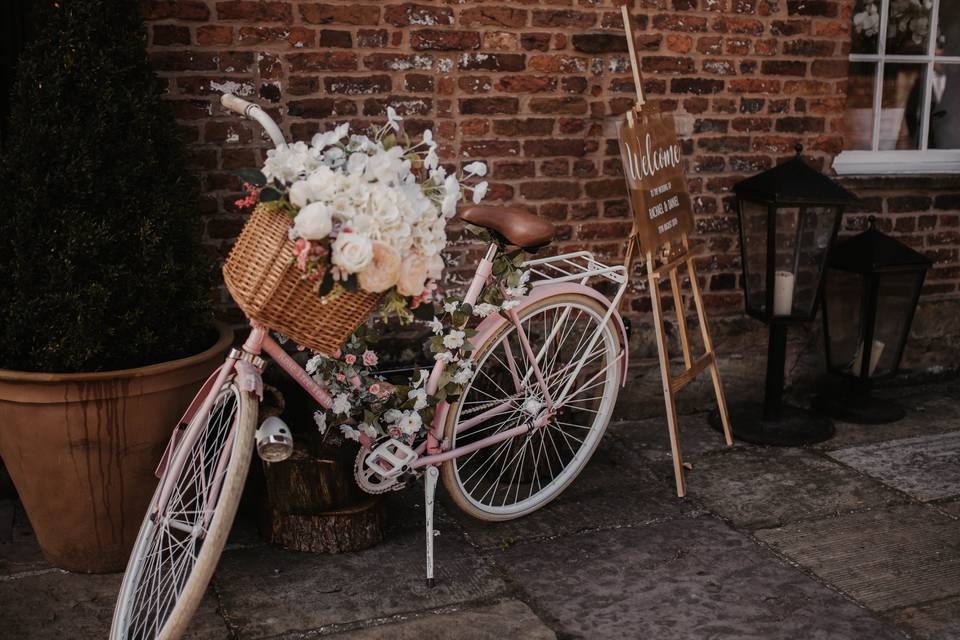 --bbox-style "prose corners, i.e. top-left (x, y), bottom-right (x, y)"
top-left (835, 0), bottom-right (960, 175)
